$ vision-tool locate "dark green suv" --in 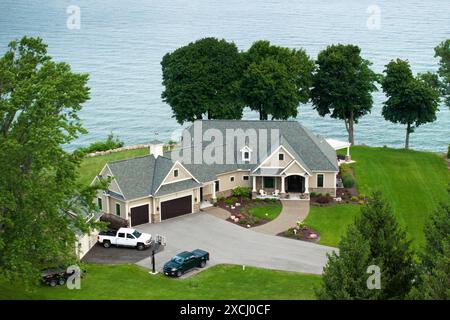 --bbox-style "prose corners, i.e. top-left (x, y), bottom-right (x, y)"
top-left (163, 249), bottom-right (209, 277)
